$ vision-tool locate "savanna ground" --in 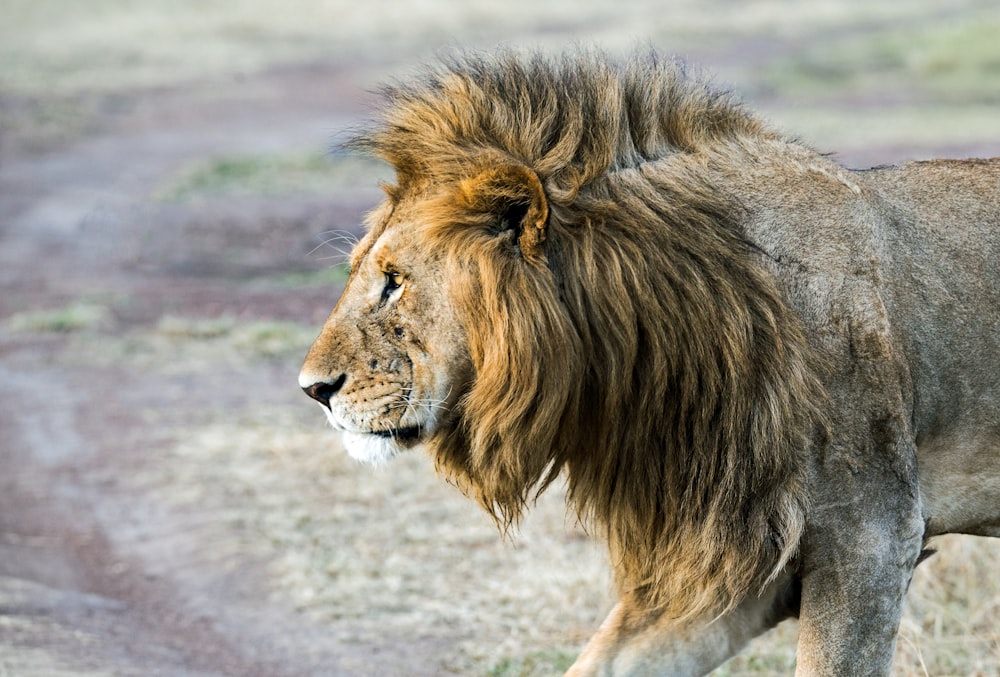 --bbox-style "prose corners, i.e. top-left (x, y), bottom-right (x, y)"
top-left (1, 1), bottom-right (999, 675)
